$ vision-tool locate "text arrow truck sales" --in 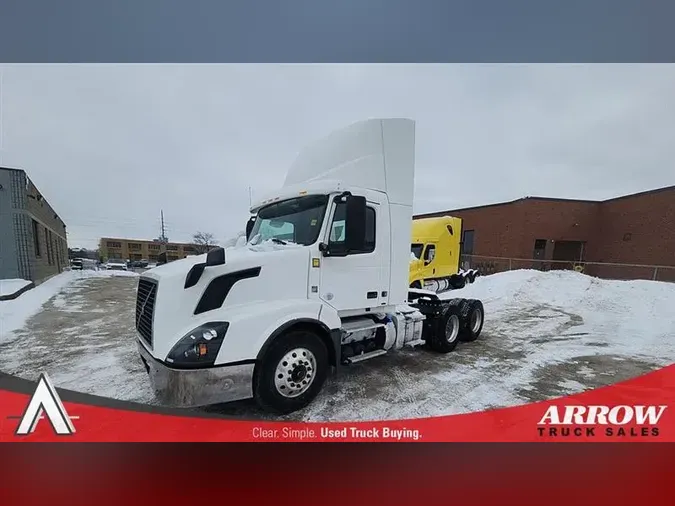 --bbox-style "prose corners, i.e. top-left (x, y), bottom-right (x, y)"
top-left (538, 405), bottom-right (667, 438)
